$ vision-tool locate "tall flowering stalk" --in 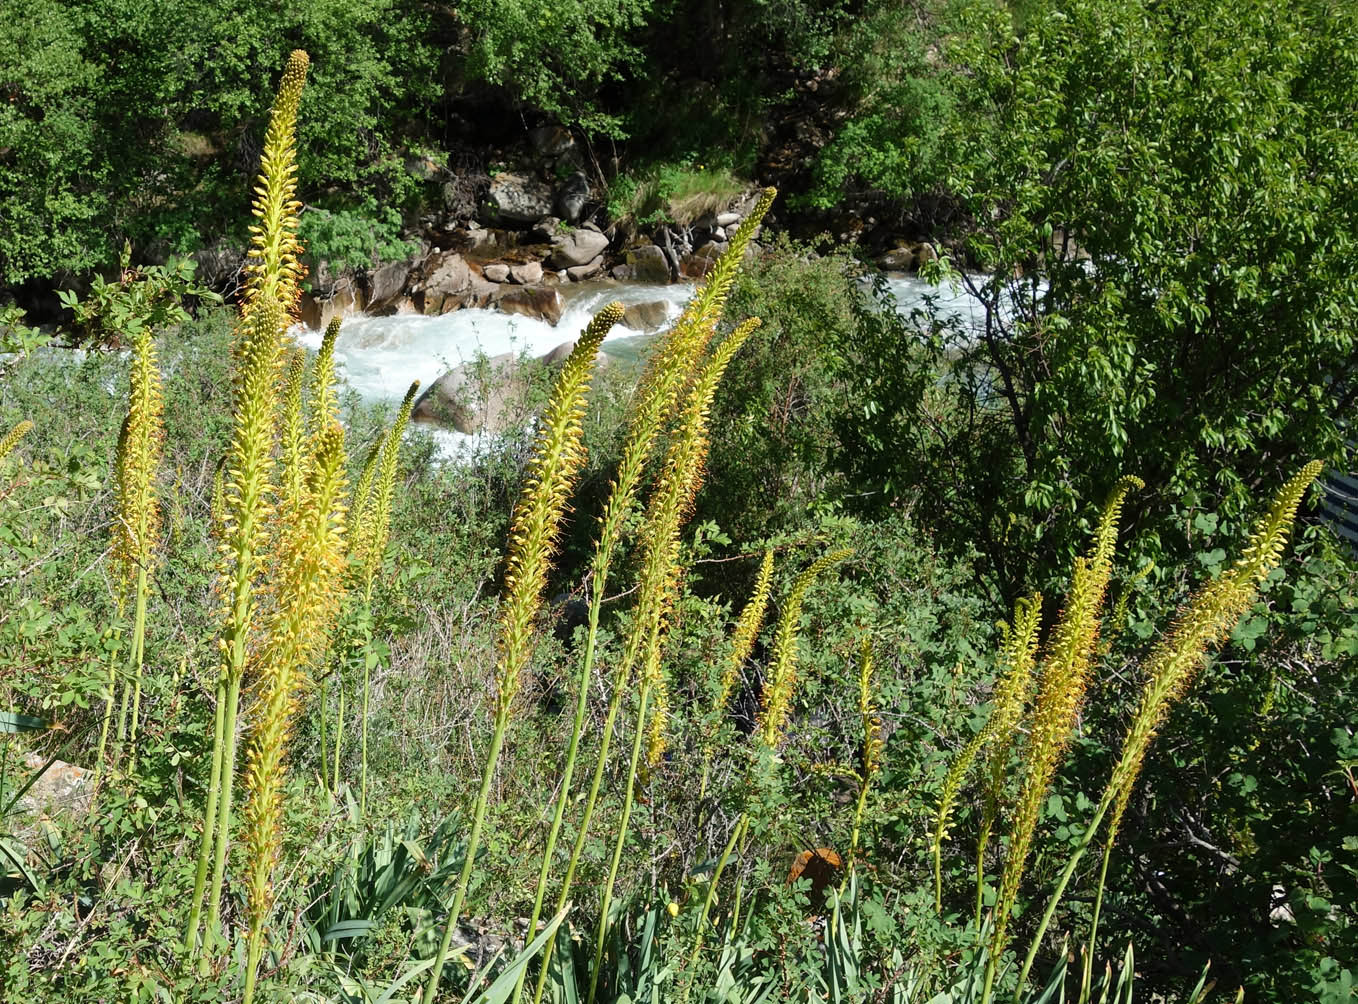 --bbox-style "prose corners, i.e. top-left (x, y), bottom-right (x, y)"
top-left (241, 424), bottom-right (348, 1004)
top-left (974, 594), bottom-right (1041, 927)
top-left (697, 548), bottom-right (775, 799)
top-left (683, 547), bottom-right (852, 996)
top-left (518, 193), bottom-right (776, 1004)
top-left (981, 476), bottom-right (1140, 1002)
top-left (422, 303), bottom-right (621, 1004)
top-left (585, 317), bottom-right (763, 1004)
top-left (845, 637), bottom-right (884, 886)
top-left (185, 49), bottom-right (309, 961)
top-left (930, 592), bottom-right (1042, 916)
top-left (1008, 462), bottom-right (1323, 999)
top-left (97, 331), bottom-right (164, 781)
top-left (350, 379), bottom-right (418, 811)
